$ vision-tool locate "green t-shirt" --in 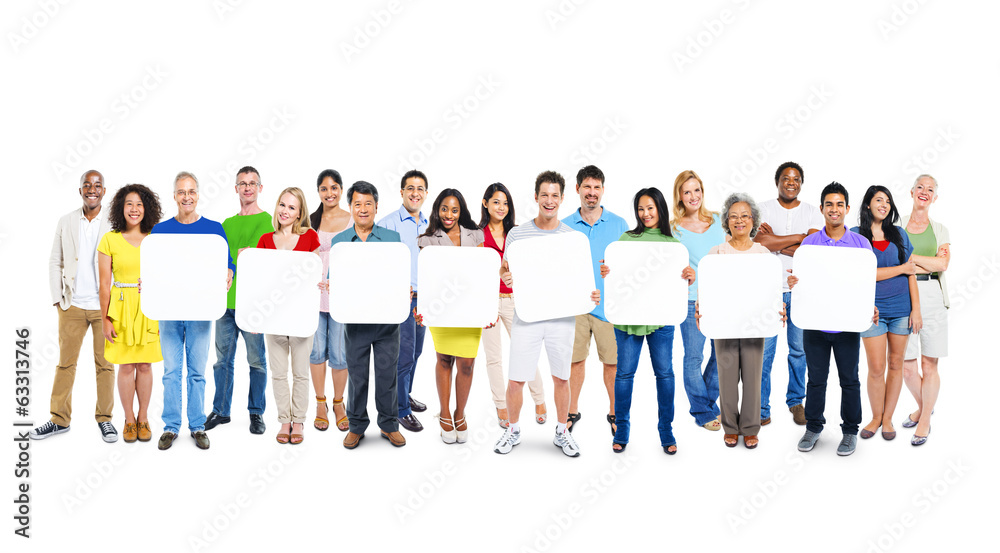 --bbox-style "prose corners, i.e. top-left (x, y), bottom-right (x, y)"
top-left (906, 224), bottom-right (937, 277)
top-left (222, 211), bottom-right (274, 309)
top-left (613, 227), bottom-right (681, 336)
